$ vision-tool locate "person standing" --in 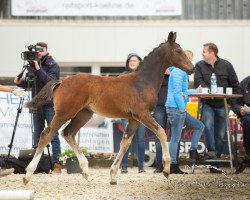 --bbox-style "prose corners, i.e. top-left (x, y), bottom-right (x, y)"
top-left (14, 42), bottom-right (62, 174)
top-left (153, 68), bottom-right (170, 173)
top-left (166, 66), bottom-right (204, 174)
top-left (194, 43), bottom-right (240, 172)
top-left (120, 53), bottom-right (146, 173)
